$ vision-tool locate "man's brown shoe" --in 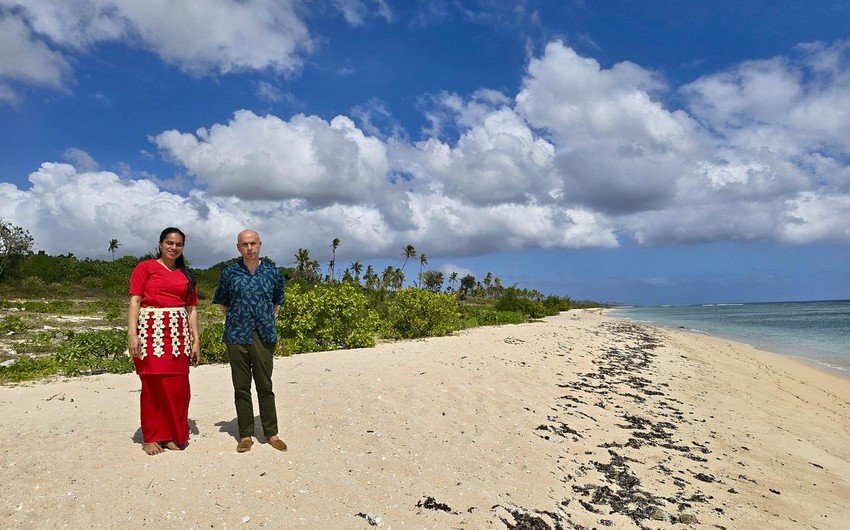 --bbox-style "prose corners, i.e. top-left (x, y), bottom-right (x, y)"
top-left (236, 439), bottom-right (254, 453)
top-left (268, 438), bottom-right (287, 452)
